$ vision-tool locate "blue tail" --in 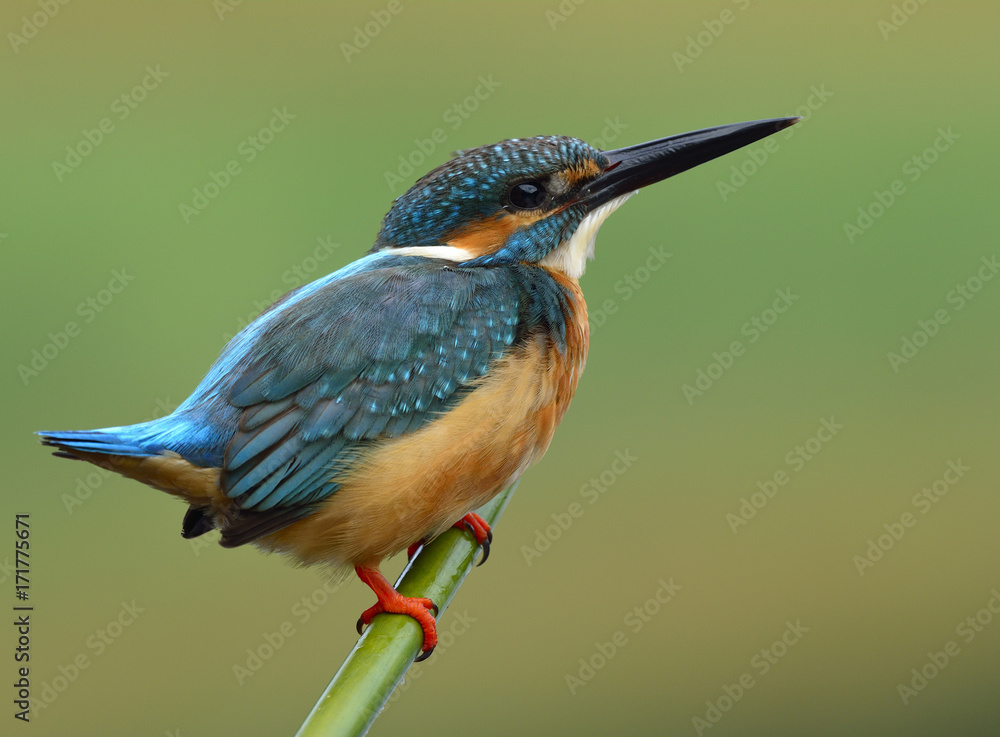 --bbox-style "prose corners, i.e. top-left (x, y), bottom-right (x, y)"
top-left (39, 417), bottom-right (289, 545)
top-left (38, 428), bottom-right (152, 459)
top-left (38, 409), bottom-right (232, 469)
